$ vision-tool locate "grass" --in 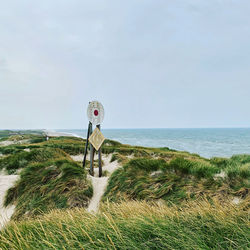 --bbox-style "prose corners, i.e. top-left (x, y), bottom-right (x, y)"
top-left (211, 155), bottom-right (250, 187)
top-left (0, 132), bottom-right (93, 220)
top-left (0, 148), bottom-right (69, 174)
top-left (103, 156), bottom-right (249, 205)
top-left (0, 130), bottom-right (44, 139)
top-left (0, 199), bottom-right (249, 249)
top-left (4, 158), bottom-right (93, 220)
